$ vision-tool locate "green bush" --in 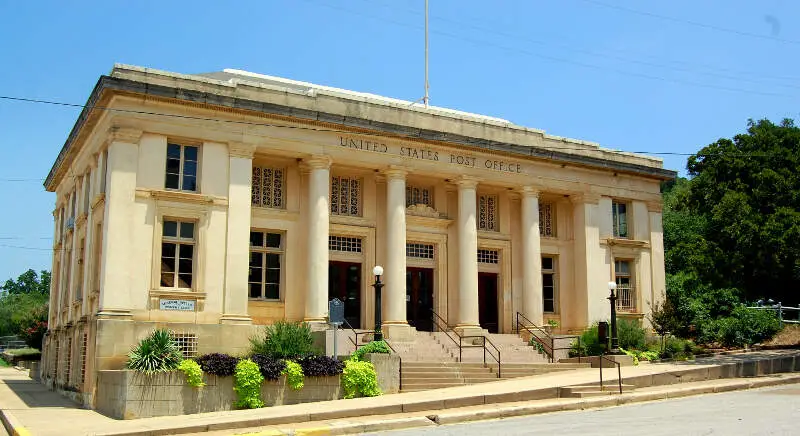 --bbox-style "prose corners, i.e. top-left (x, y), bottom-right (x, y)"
top-left (178, 359), bottom-right (205, 387)
top-left (250, 321), bottom-right (315, 360)
top-left (126, 329), bottom-right (183, 374)
top-left (711, 306), bottom-right (781, 347)
top-left (617, 319), bottom-right (647, 350)
top-left (351, 340), bottom-right (390, 362)
top-left (282, 360), bottom-right (304, 390)
top-left (342, 359), bottom-right (381, 399)
top-left (570, 324), bottom-right (605, 357)
top-left (233, 359), bottom-right (264, 409)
